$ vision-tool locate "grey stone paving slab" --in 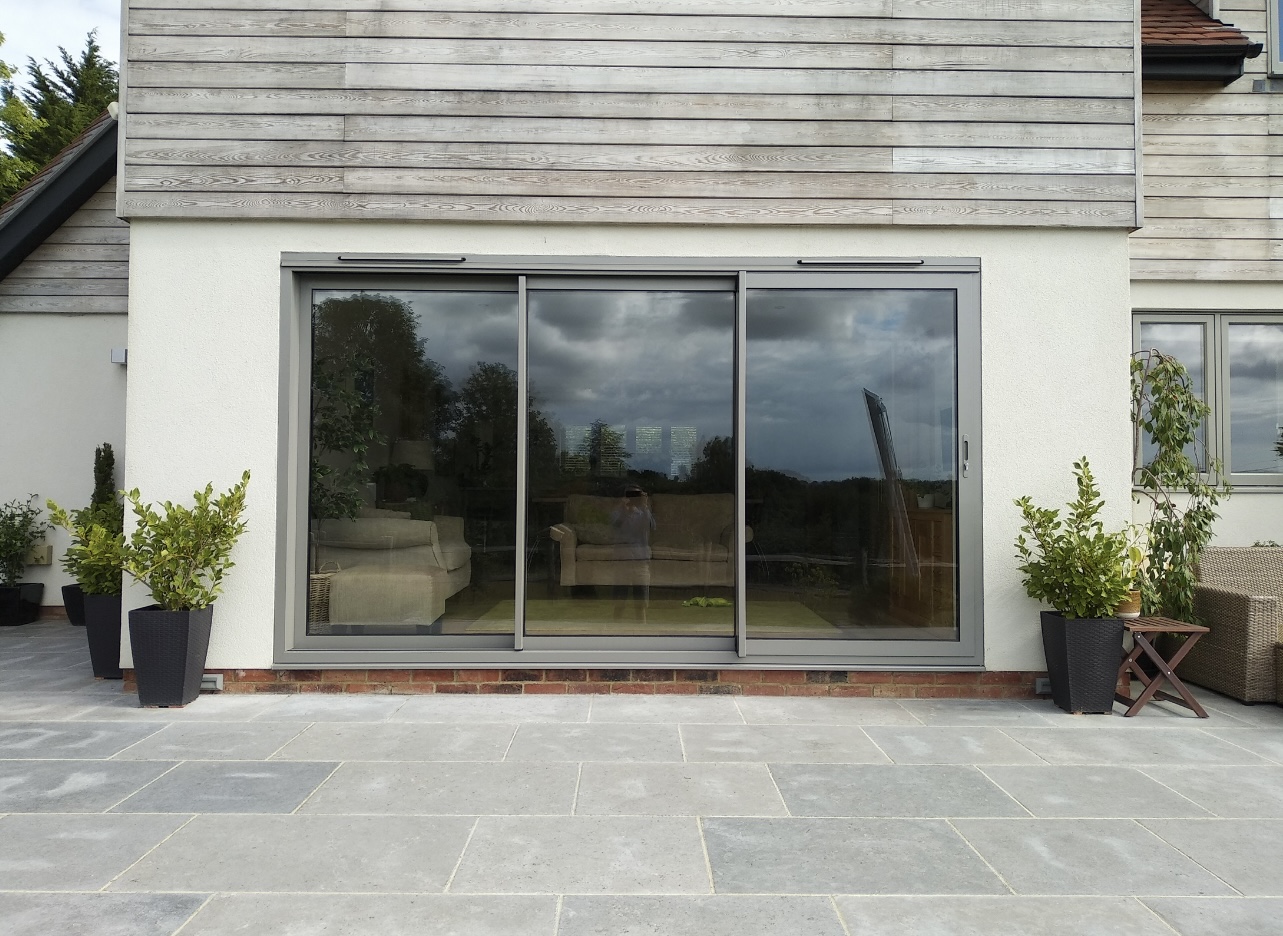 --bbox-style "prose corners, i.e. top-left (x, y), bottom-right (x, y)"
top-left (834, 895), bottom-right (1180, 936)
top-left (0, 759), bottom-right (175, 812)
top-left (0, 813), bottom-right (190, 890)
top-left (272, 722), bottom-right (516, 761)
top-left (0, 722), bottom-right (163, 758)
top-left (771, 764), bottom-right (1025, 818)
top-left (863, 727), bottom-right (1044, 765)
top-left (1142, 766), bottom-right (1283, 818)
top-left (1193, 695), bottom-right (1283, 727)
top-left (1142, 819), bottom-right (1283, 895)
top-left (111, 721), bottom-right (308, 760)
top-left (952, 818), bottom-right (1236, 896)
top-left (111, 760), bottom-right (338, 813)
top-left (179, 894), bottom-right (556, 936)
top-left (250, 694), bottom-right (408, 722)
top-left (392, 695), bottom-right (591, 723)
top-left (981, 766), bottom-right (1213, 818)
top-left (0, 668), bottom-right (105, 692)
top-left (300, 761), bottom-right (577, 815)
top-left (560, 895), bottom-right (846, 936)
top-left (505, 724), bottom-right (683, 762)
top-left (734, 697), bottom-right (919, 725)
top-left (73, 692), bottom-right (290, 721)
top-left (0, 893), bottom-right (208, 936)
top-left (1203, 728), bottom-right (1283, 763)
top-left (112, 814), bottom-right (476, 893)
top-left (575, 763), bottom-right (787, 816)
top-left (1143, 897), bottom-right (1283, 936)
top-left (702, 817), bottom-right (1006, 895)
top-left (451, 816), bottom-right (709, 894)
top-left (681, 724), bottom-right (889, 764)
top-left (588, 696), bottom-right (744, 724)
top-left (0, 692), bottom-right (102, 721)
top-left (1001, 727), bottom-right (1270, 765)
top-left (896, 700), bottom-right (1055, 727)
